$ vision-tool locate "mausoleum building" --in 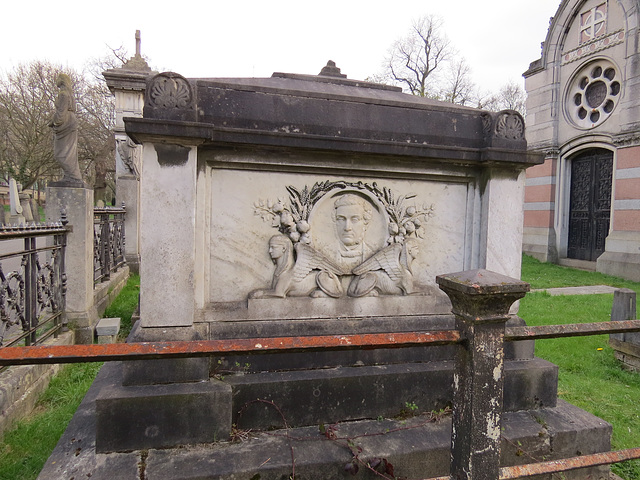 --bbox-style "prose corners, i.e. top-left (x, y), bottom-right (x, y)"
top-left (523, 0), bottom-right (640, 280)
